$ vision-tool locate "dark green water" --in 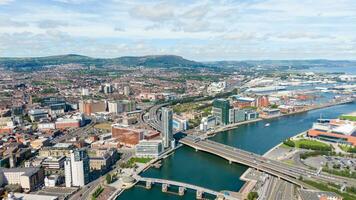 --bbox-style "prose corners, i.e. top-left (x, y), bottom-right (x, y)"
top-left (118, 103), bottom-right (356, 200)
